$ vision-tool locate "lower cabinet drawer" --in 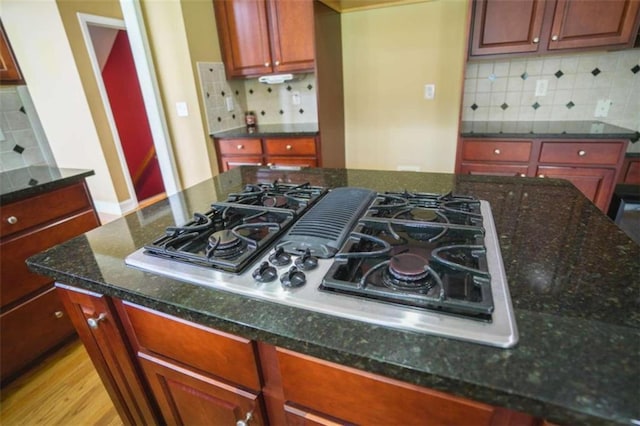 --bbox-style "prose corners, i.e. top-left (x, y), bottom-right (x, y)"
top-left (122, 302), bottom-right (262, 391)
top-left (459, 163), bottom-right (529, 177)
top-left (276, 348), bottom-right (496, 425)
top-left (539, 141), bottom-right (624, 165)
top-left (461, 140), bottom-right (531, 162)
top-left (266, 157), bottom-right (317, 168)
top-left (264, 138), bottom-right (316, 156)
top-left (218, 139), bottom-right (262, 155)
top-left (221, 155), bottom-right (263, 171)
top-left (0, 286), bottom-right (75, 383)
